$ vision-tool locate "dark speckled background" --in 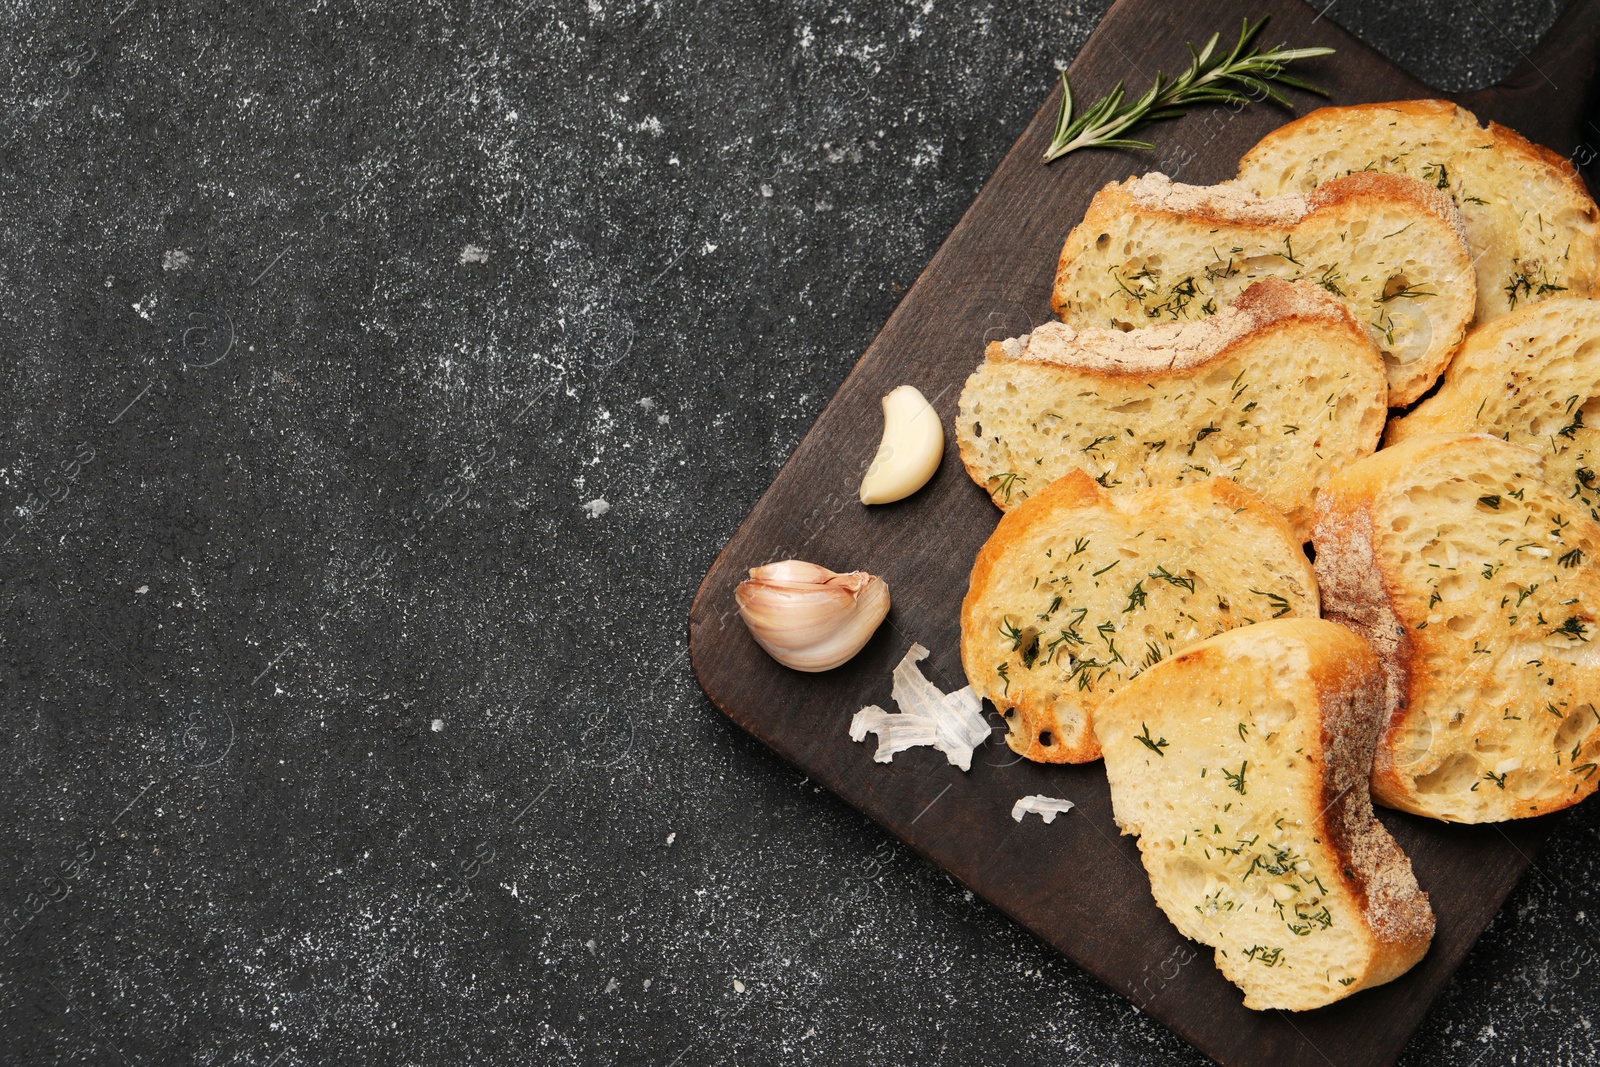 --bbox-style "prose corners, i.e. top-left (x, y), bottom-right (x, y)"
top-left (1, 1), bottom-right (1596, 1064)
